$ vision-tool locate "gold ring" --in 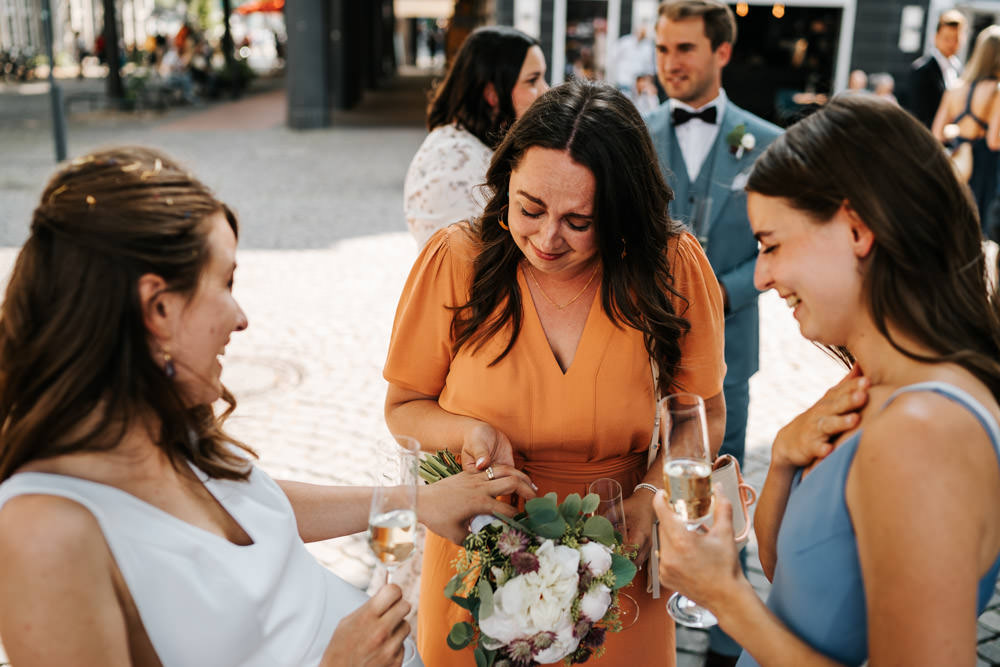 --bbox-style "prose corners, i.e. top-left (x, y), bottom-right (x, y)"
top-left (486, 466), bottom-right (495, 480)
